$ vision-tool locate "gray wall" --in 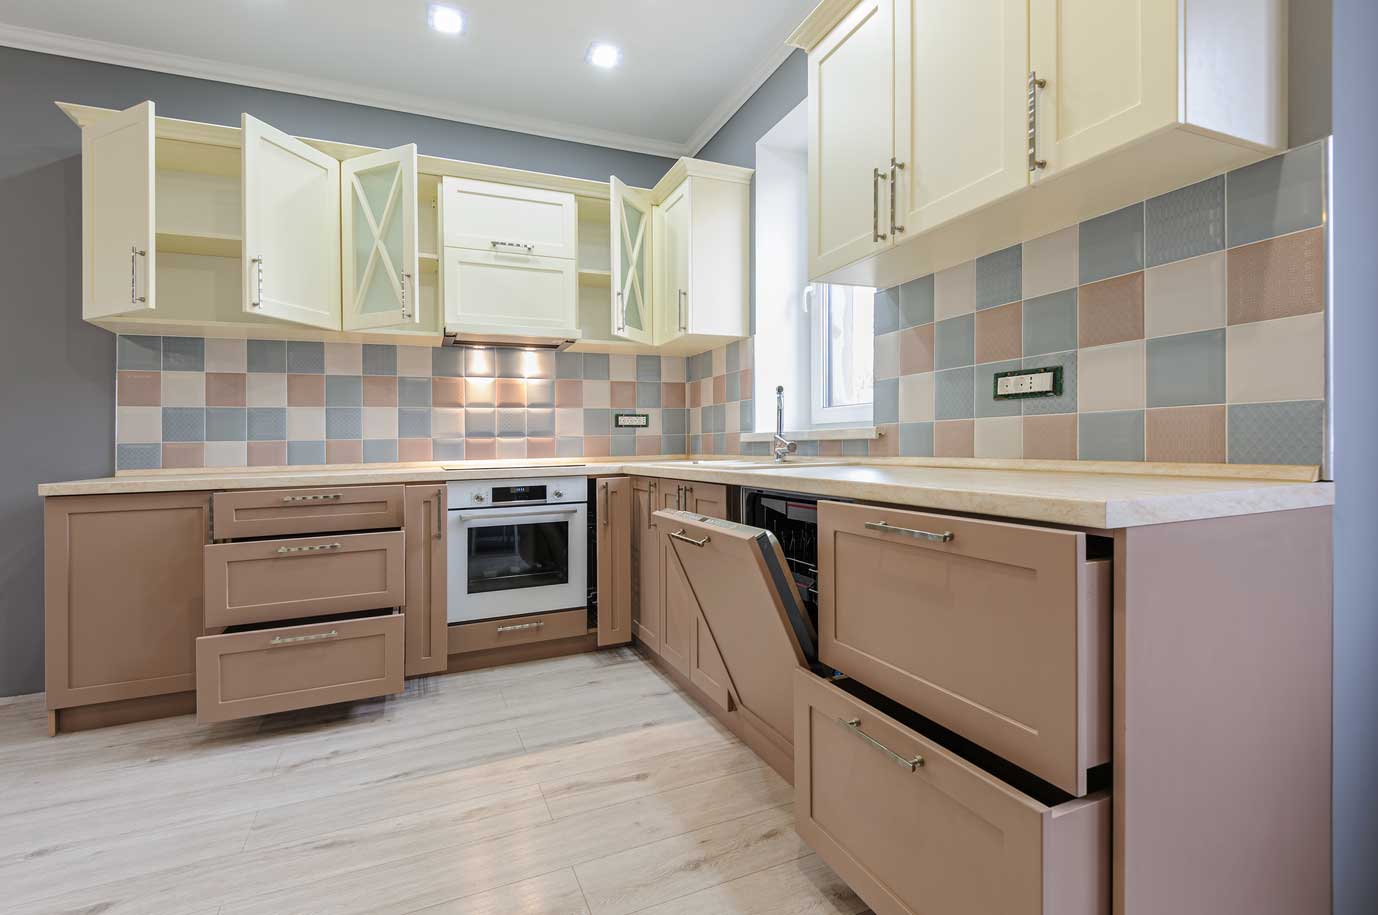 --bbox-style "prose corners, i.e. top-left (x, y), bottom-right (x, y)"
top-left (1290, 0), bottom-right (1333, 147)
top-left (1330, 2), bottom-right (1378, 912)
top-left (0, 45), bottom-right (673, 698)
